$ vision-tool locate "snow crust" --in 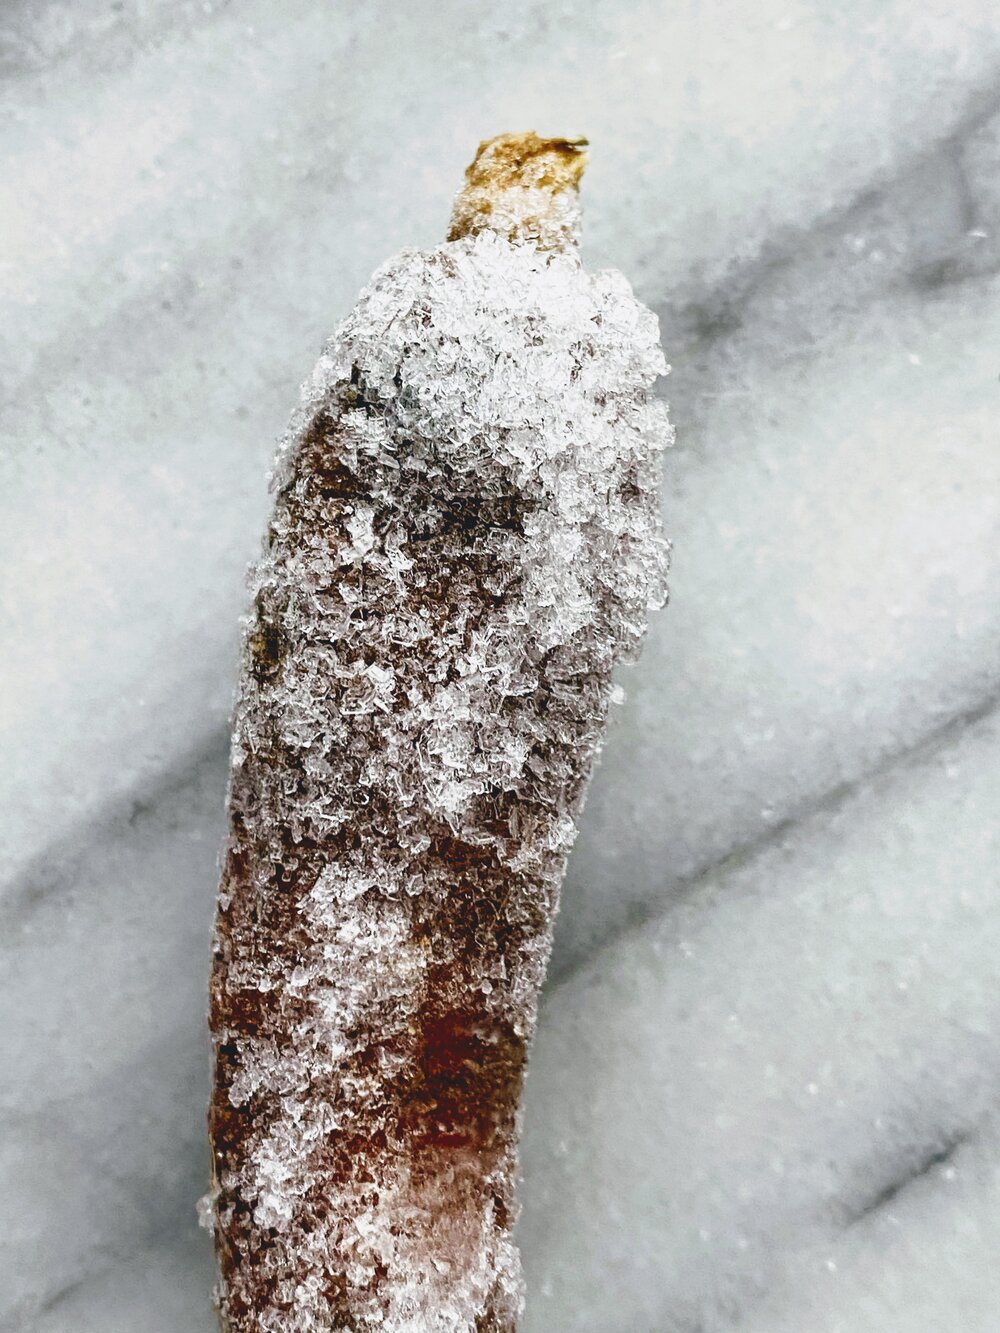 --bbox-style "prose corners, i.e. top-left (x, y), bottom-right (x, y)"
top-left (207, 224), bottom-right (669, 1329)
